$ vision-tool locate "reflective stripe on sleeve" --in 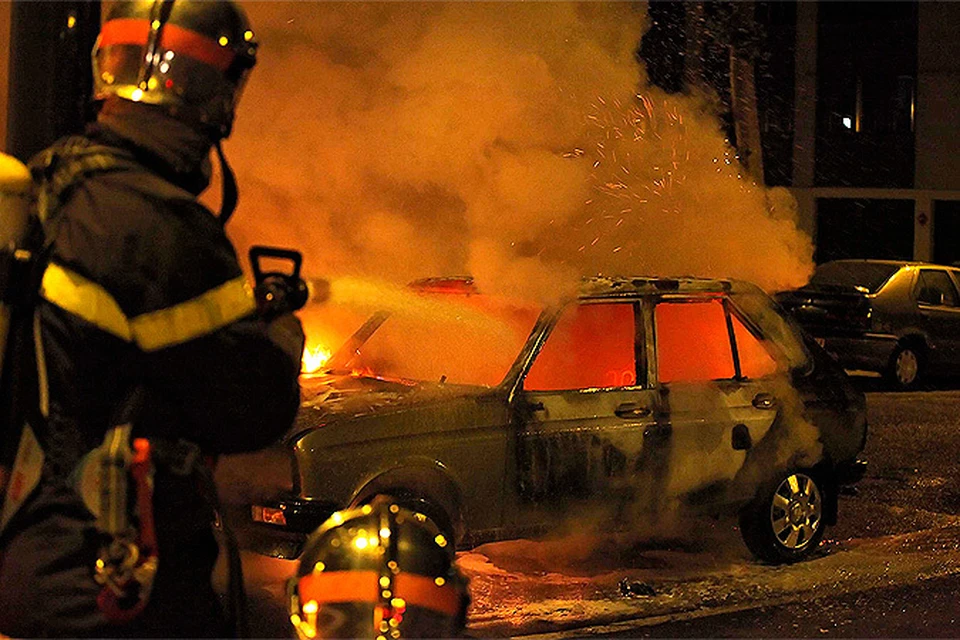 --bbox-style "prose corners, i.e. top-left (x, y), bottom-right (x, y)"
top-left (40, 263), bottom-right (133, 341)
top-left (130, 276), bottom-right (255, 351)
top-left (40, 263), bottom-right (256, 351)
